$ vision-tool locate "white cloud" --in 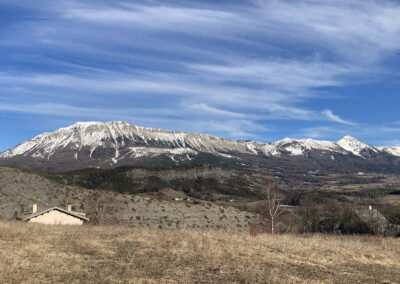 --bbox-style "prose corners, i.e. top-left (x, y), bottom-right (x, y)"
top-left (188, 60), bottom-right (354, 90)
top-left (0, 102), bottom-right (267, 139)
top-left (64, 4), bottom-right (235, 28)
top-left (4, 0), bottom-right (400, 141)
top-left (322, 109), bottom-right (357, 125)
top-left (190, 103), bottom-right (246, 118)
top-left (298, 126), bottom-right (341, 139)
top-left (0, 69), bottom-right (353, 125)
top-left (62, 1), bottom-right (400, 63)
top-left (253, 0), bottom-right (400, 62)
